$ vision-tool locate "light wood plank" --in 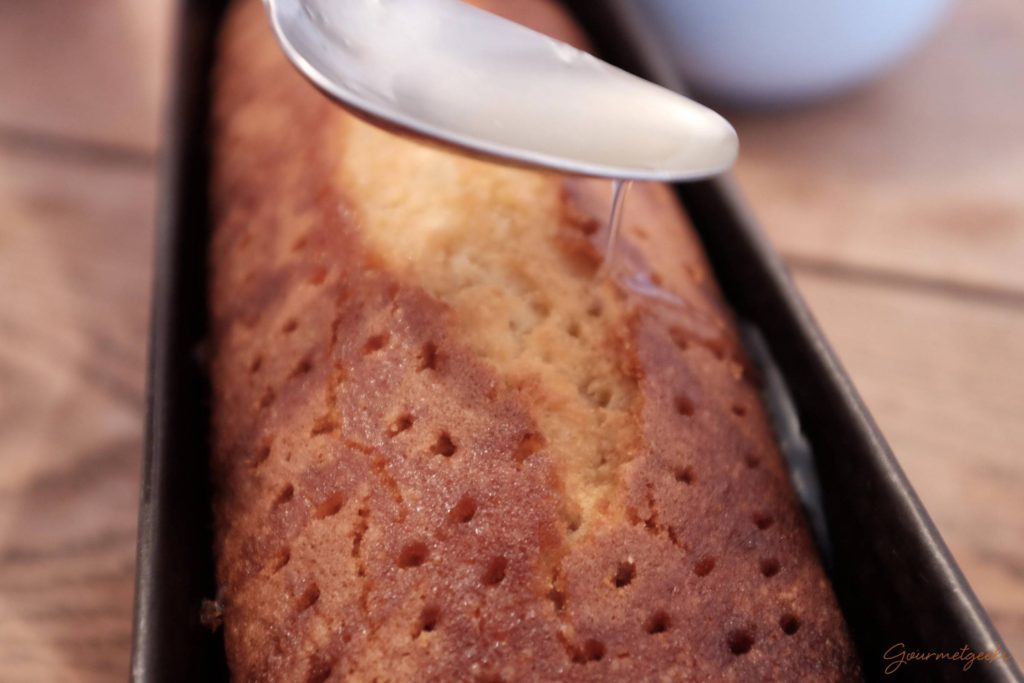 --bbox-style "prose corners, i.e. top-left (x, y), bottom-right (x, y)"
top-left (0, 0), bottom-right (173, 152)
top-left (794, 268), bottom-right (1024, 660)
top-left (729, 0), bottom-right (1024, 294)
top-left (0, 146), bottom-right (154, 682)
